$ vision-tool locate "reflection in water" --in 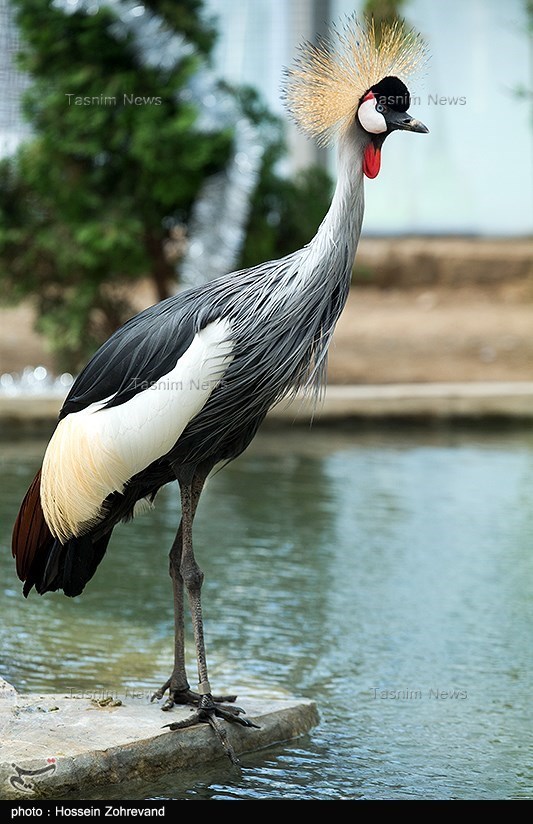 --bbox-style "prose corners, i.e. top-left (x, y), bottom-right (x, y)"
top-left (0, 427), bottom-right (532, 800)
